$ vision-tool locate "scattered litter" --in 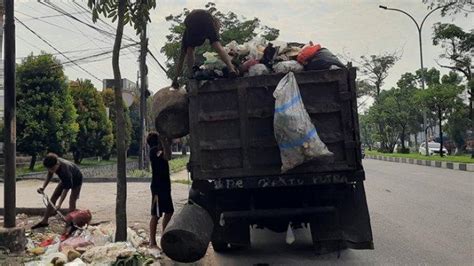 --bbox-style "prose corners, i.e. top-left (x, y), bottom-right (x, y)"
top-left (65, 258), bottom-right (87, 266)
top-left (23, 219), bottom-right (157, 265)
top-left (81, 242), bottom-right (136, 264)
top-left (59, 235), bottom-right (93, 251)
top-left (28, 246), bottom-right (45, 256)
